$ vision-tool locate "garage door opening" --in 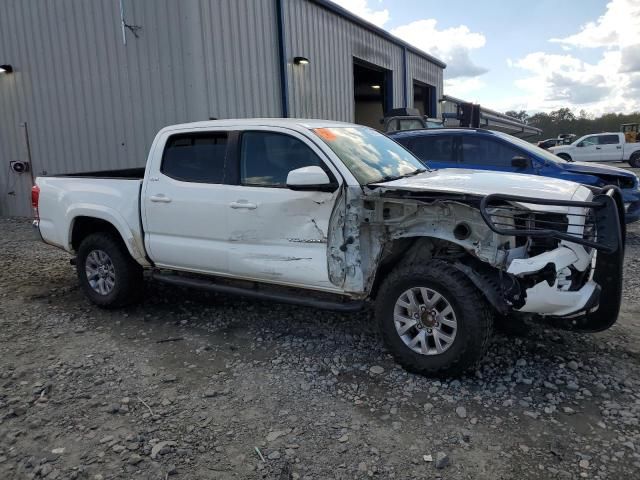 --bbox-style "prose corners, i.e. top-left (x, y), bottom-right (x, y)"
top-left (413, 80), bottom-right (436, 117)
top-left (353, 60), bottom-right (392, 130)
